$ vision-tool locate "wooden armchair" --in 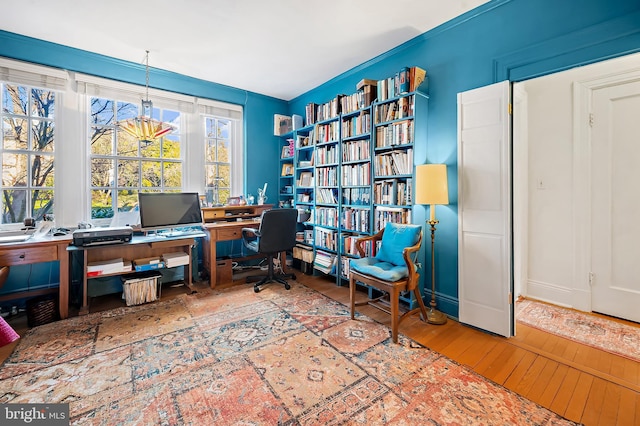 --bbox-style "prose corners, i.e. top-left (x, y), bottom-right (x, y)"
top-left (349, 222), bottom-right (429, 343)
